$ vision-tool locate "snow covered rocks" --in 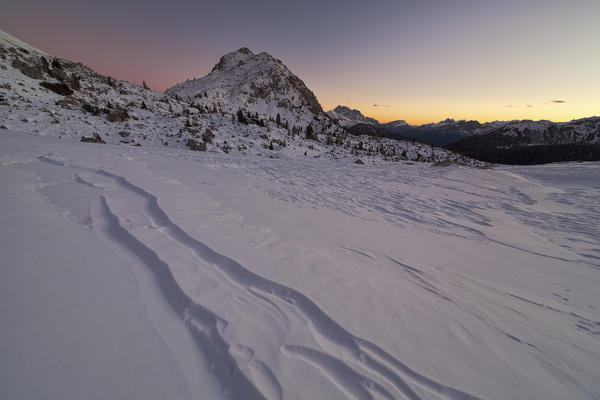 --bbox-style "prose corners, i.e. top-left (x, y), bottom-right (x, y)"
top-left (166, 47), bottom-right (338, 138)
top-left (186, 138), bottom-right (206, 151)
top-left (1, 28), bottom-right (483, 166)
top-left (106, 109), bottom-right (129, 123)
top-left (80, 133), bottom-right (106, 144)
